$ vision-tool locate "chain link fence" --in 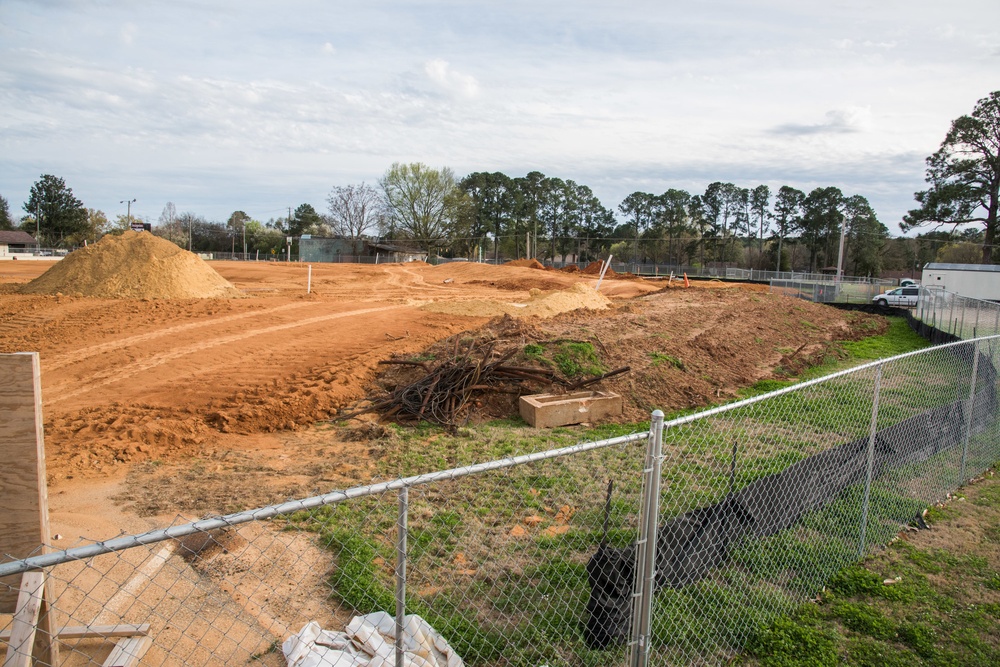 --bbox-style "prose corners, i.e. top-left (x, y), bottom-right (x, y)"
top-left (913, 287), bottom-right (1000, 341)
top-left (768, 278), bottom-right (893, 305)
top-left (3, 332), bottom-right (999, 666)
